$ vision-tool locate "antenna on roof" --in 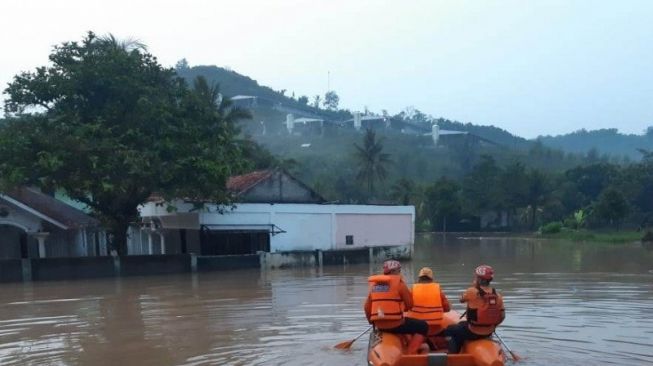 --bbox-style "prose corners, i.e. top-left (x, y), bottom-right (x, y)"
top-left (327, 71), bottom-right (330, 92)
